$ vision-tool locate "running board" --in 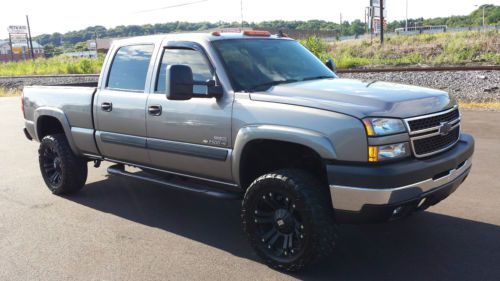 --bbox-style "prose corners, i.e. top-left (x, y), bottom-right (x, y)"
top-left (107, 164), bottom-right (242, 200)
